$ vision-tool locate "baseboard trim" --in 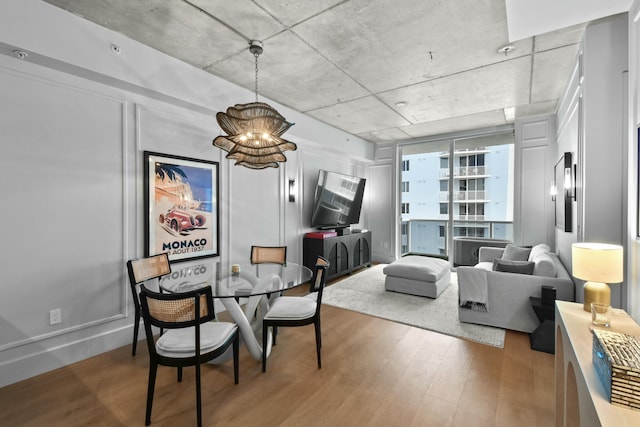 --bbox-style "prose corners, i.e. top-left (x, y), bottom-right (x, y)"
top-left (0, 322), bottom-right (135, 388)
